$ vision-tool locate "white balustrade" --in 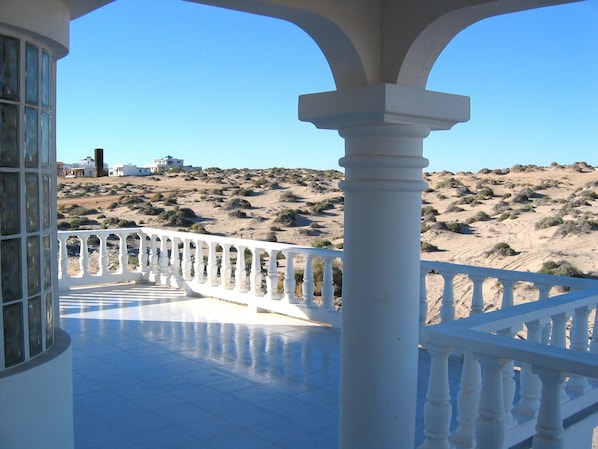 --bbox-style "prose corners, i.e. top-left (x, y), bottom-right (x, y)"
top-left (421, 287), bottom-right (598, 449)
